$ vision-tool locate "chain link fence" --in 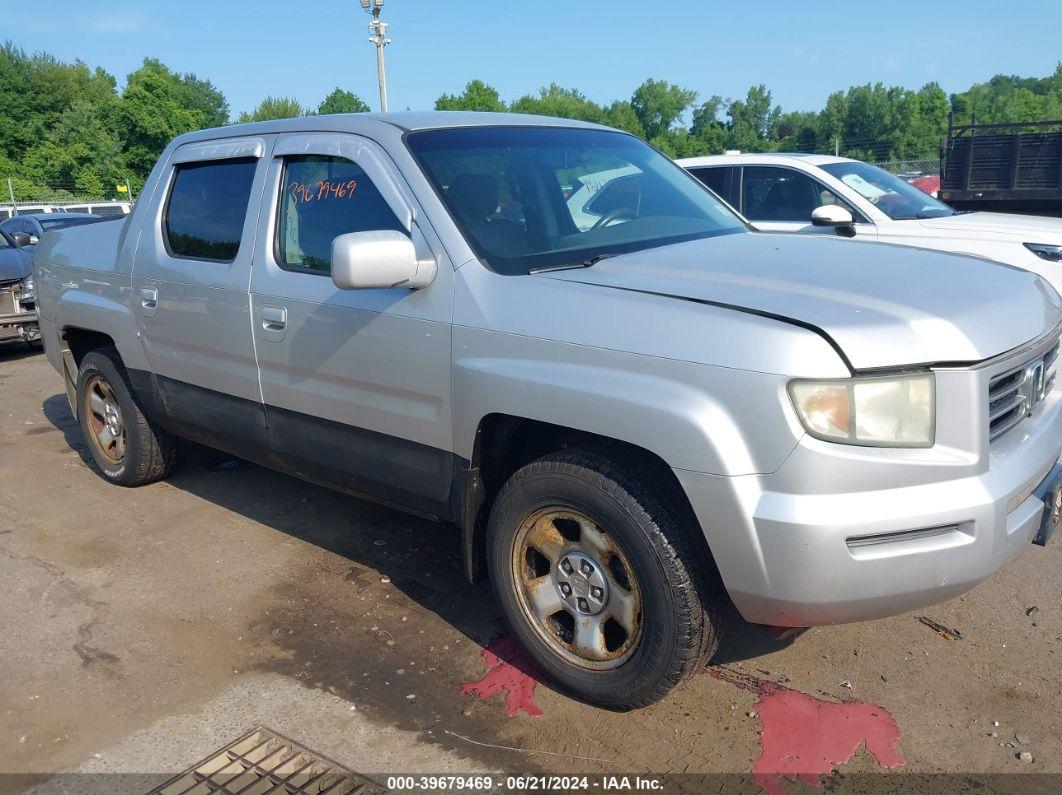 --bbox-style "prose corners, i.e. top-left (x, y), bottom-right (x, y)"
top-left (869, 158), bottom-right (940, 178)
top-left (2, 178), bottom-right (134, 221)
